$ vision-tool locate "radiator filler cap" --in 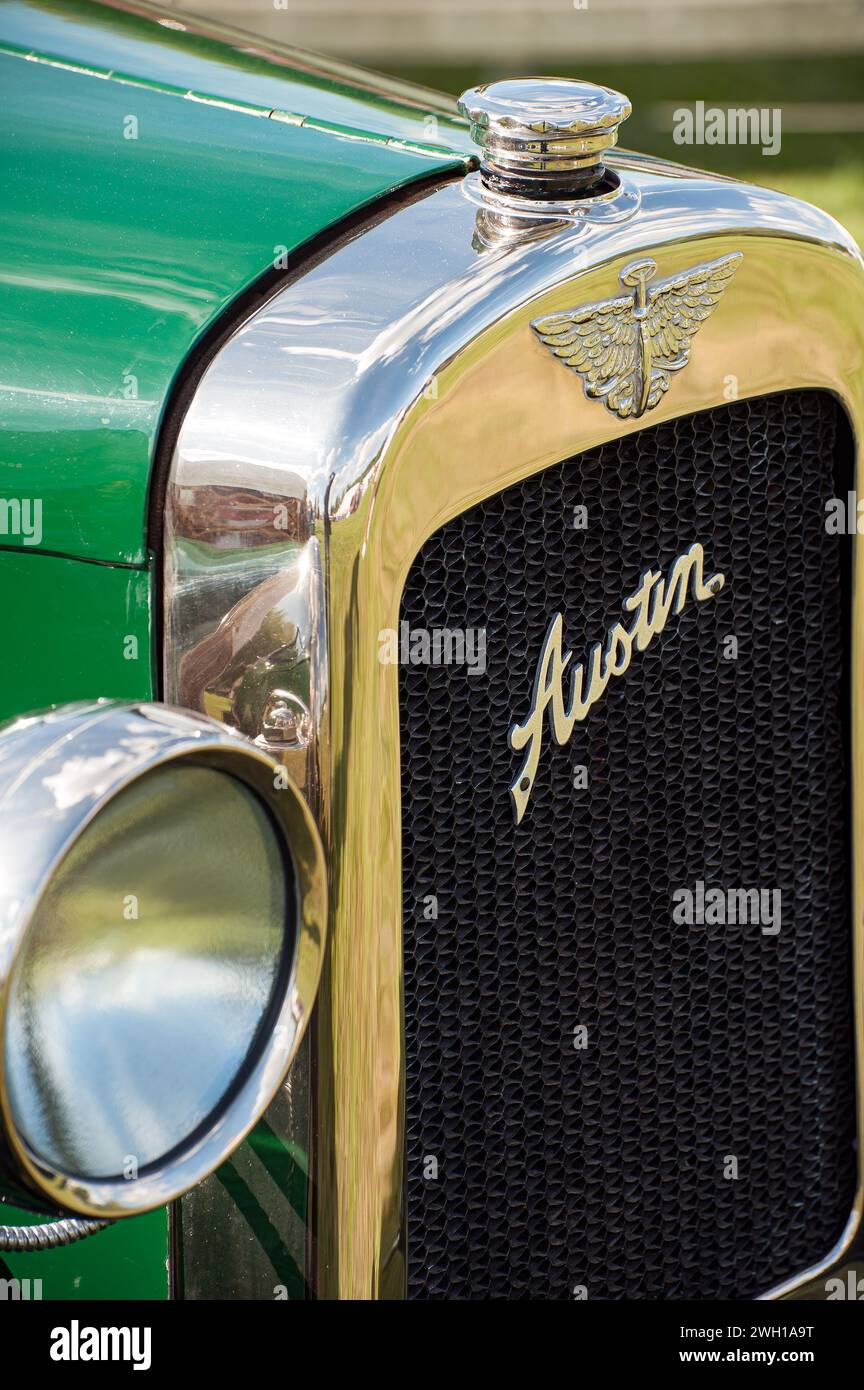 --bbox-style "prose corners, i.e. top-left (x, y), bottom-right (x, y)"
top-left (457, 77), bottom-right (631, 200)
